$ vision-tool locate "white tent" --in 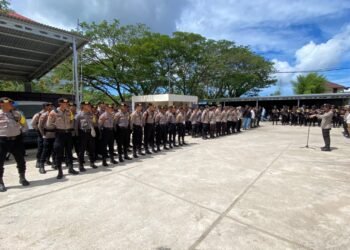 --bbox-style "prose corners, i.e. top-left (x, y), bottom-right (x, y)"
top-left (131, 94), bottom-right (198, 111)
